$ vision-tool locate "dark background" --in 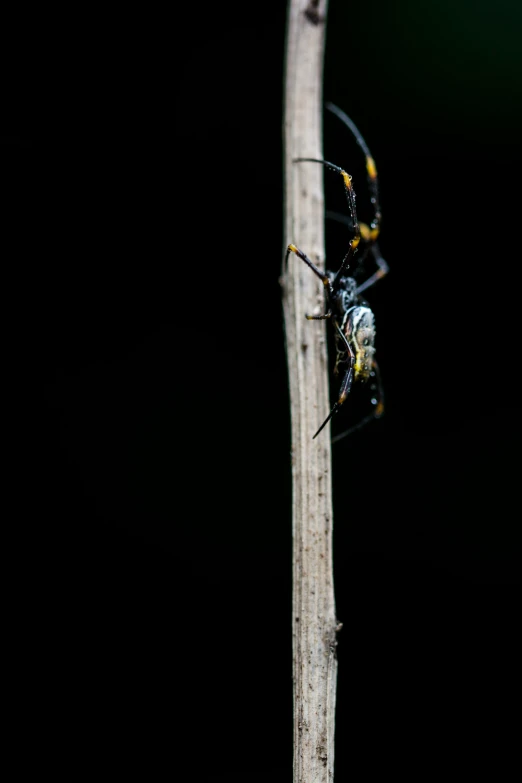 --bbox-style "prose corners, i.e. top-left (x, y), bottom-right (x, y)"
top-left (8, 0), bottom-right (521, 778)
